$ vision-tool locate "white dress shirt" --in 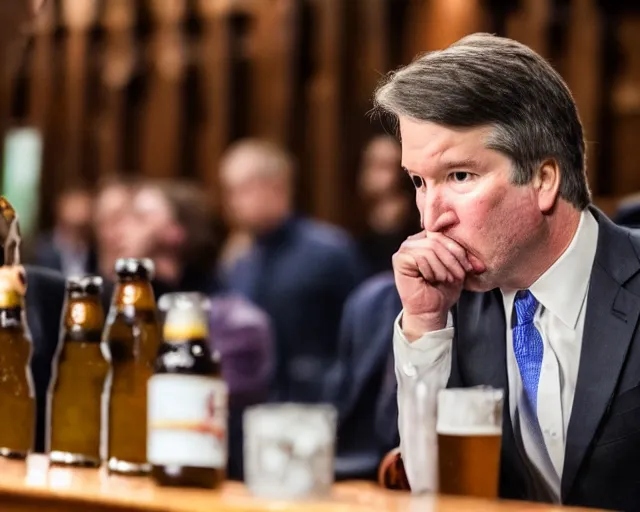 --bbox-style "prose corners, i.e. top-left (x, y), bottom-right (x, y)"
top-left (394, 210), bottom-right (599, 502)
